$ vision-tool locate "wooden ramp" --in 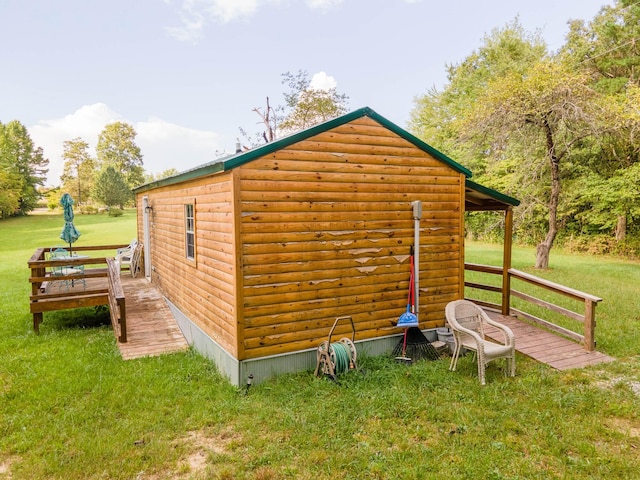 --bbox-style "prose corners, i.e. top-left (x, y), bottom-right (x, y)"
top-left (484, 310), bottom-right (615, 371)
top-left (117, 276), bottom-right (189, 360)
